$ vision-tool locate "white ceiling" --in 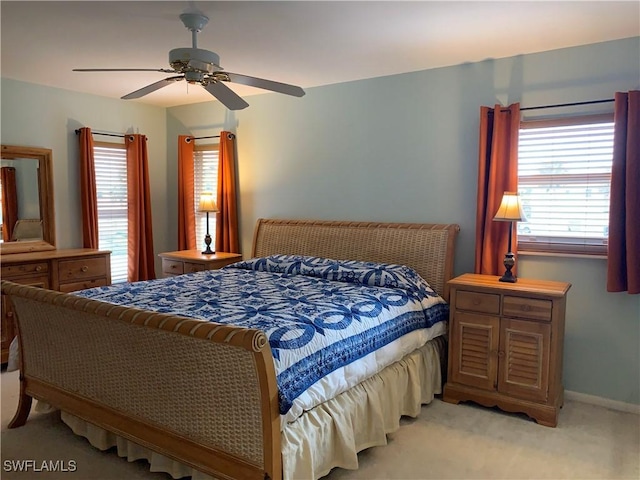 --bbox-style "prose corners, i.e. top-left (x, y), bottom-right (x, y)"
top-left (2, 1), bottom-right (639, 108)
